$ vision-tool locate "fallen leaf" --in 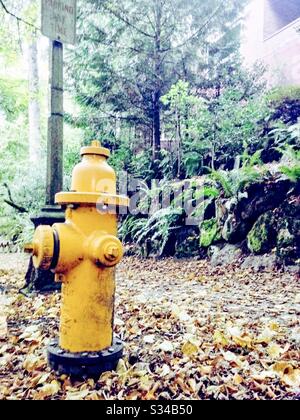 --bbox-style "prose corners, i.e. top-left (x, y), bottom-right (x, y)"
top-left (233, 374), bottom-right (244, 385)
top-left (65, 390), bottom-right (90, 400)
top-left (256, 328), bottom-right (277, 345)
top-left (171, 305), bottom-right (191, 322)
top-left (222, 351), bottom-right (238, 363)
top-left (272, 362), bottom-right (295, 376)
top-left (269, 322), bottom-right (280, 331)
top-left (158, 364), bottom-right (170, 377)
top-left (213, 330), bottom-right (229, 347)
top-left (115, 318), bottom-right (125, 326)
top-left (159, 341), bottom-right (174, 352)
top-left (36, 381), bottom-right (61, 399)
top-left (23, 354), bottom-right (44, 372)
top-left (267, 344), bottom-right (283, 359)
top-left (281, 369), bottom-right (300, 388)
top-left (294, 294), bottom-right (300, 304)
top-left (0, 316), bottom-right (7, 338)
top-left (116, 359), bottom-right (127, 375)
top-left (251, 371), bottom-right (276, 381)
top-left (19, 325), bottom-right (42, 342)
top-left (182, 339), bottom-right (198, 357)
top-left (143, 335), bottom-right (155, 344)
top-left (227, 326), bottom-right (242, 337)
